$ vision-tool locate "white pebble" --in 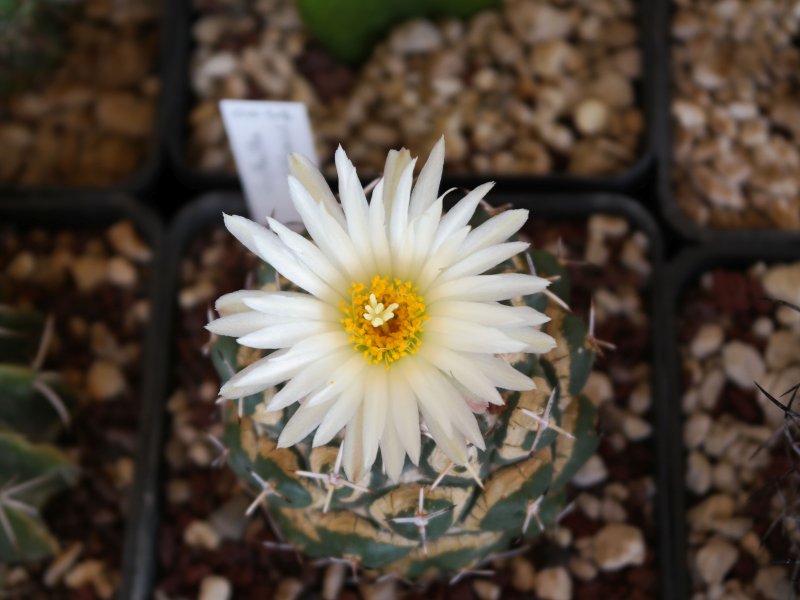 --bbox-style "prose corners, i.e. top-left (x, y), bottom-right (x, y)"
top-left (754, 567), bottom-right (792, 600)
top-left (184, 520), bottom-right (220, 550)
top-left (592, 524), bottom-right (646, 571)
top-left (765, 330), bottom-right (797, 370)
top-left (86, 359), bottom-right (126, 401)
top-left (722, 341), bottom-right (765, 389)
top-left (534, 567), bottom-right (571, 600)
top-left (199, 575), bottom-right (232, 600)
top-left (684, 412), bottom-right (712, 449)
top-left (623, 414), bottom-right (652, 441)
top-left (696, 537), bottom-right (738, 585)
top-left (472, 580), bottom-right (501, 600)
top-left (690, 324), bottom-right (724, 359)
top-left (107, 256), bottom-right (137, 288)
top-left (572, 455), bottom-right (608, 488)
top-left (686, 451), bottom-right (712, 495)
top-left (322, 563), bottom-right (346, 600)
top-left (574, 99), bottom-right (609, 135)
